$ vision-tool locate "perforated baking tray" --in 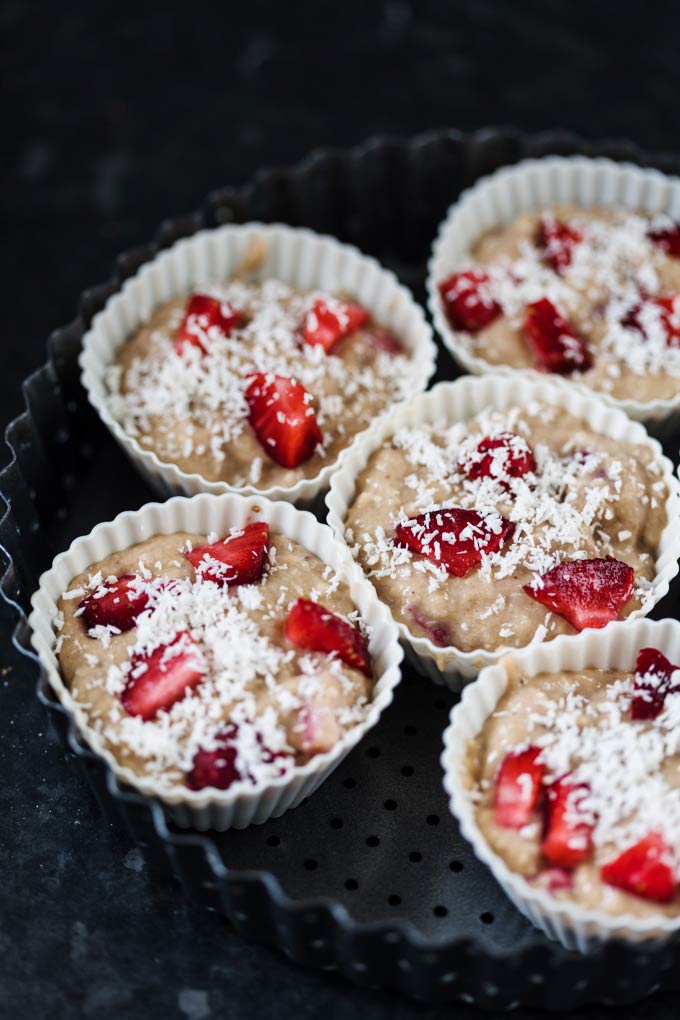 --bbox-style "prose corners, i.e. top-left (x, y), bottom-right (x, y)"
top-left (3, 126), bottom-right (680, 1010)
